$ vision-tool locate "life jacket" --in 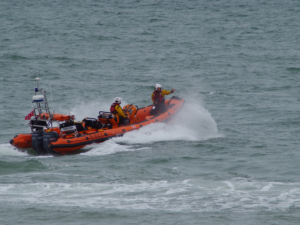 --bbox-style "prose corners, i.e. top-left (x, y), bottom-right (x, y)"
top-left (153, 90), bottom-right (164, 104)
top-left (110, 103), bottom-right (119, 114)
